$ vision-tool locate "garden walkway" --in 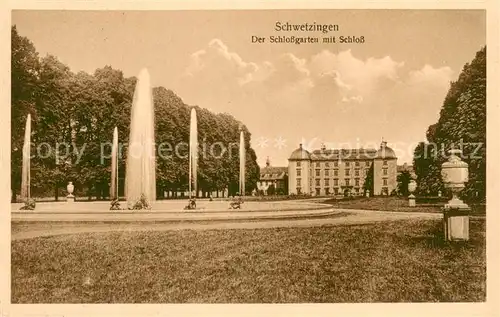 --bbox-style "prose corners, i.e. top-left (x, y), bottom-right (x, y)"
top-left (12, 209), bottom-right (442, 241)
